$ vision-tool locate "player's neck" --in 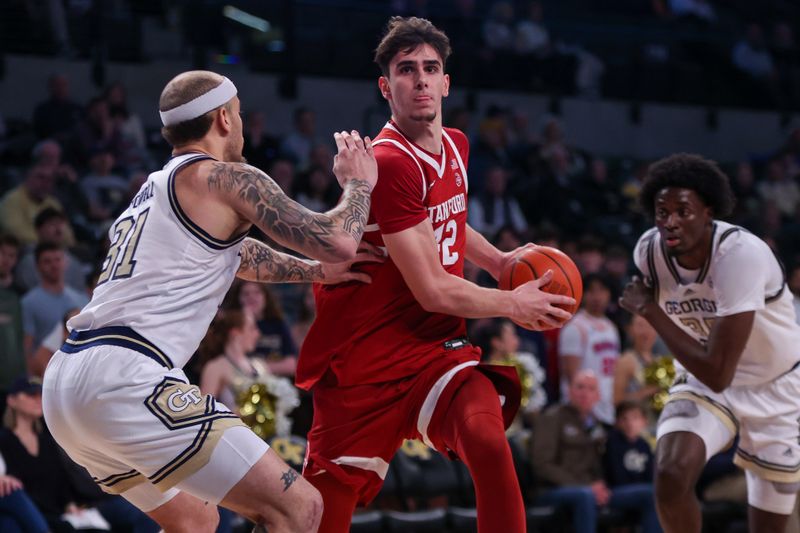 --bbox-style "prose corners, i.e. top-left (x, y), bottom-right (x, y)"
top-left (172, 141), bottom-right (223, 161)
top-left (41, 278), bottom-right (64, 294)
top-left (392, 115), bottom-right (442, 154)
